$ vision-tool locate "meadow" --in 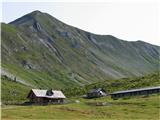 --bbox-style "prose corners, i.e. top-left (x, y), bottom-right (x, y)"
top-left (2, 94), bottom-right (160, 120)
